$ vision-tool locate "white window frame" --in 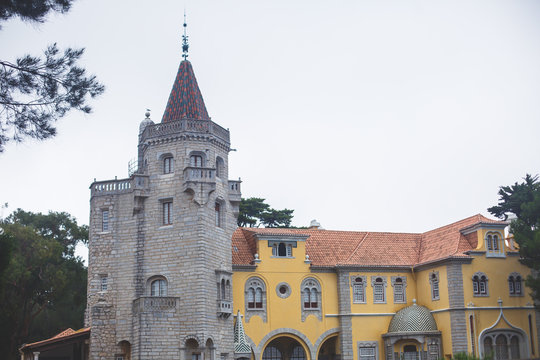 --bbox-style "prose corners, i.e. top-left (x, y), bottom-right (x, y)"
top-left (351, 276), bottom-right (367, 304)
top-left (102, 209), bottom-right (110, 232)
top-left (391, 276), bottom-right (407, 304)
top-left (371, 276), bottom-right (387, 304)
top-left (429, 271), bottom-right (440, 301)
